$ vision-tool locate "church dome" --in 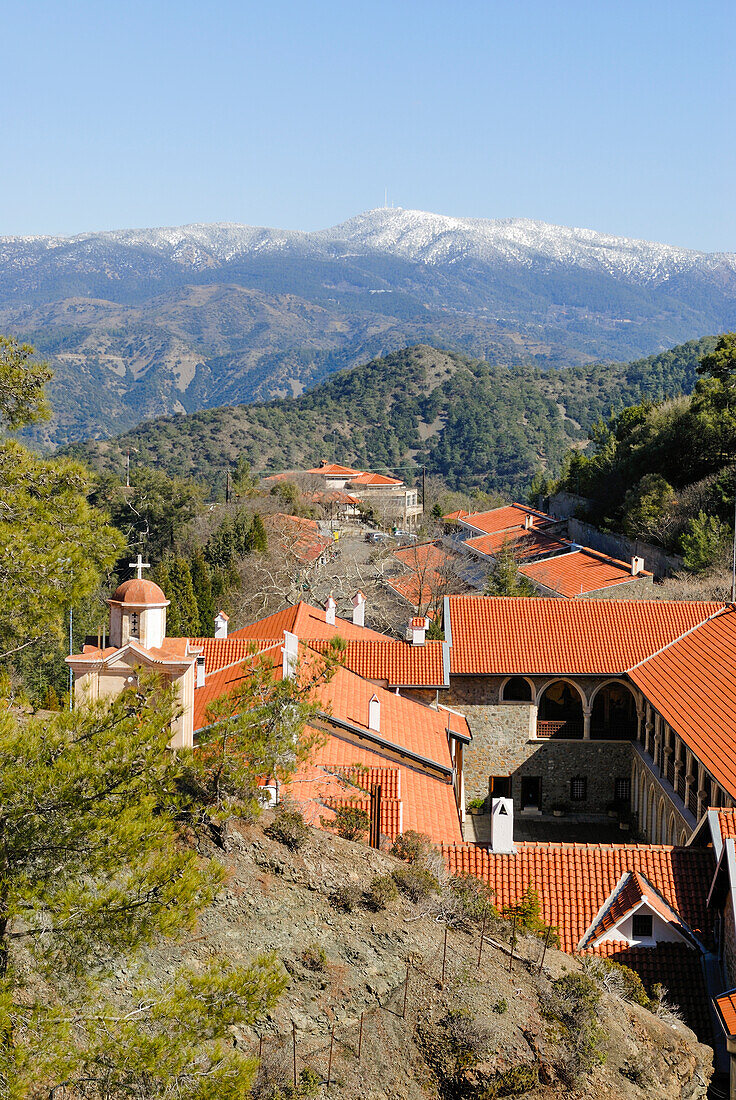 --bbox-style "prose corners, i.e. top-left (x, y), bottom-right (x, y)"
top-left (109, 578), bottom-right (169, 607)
